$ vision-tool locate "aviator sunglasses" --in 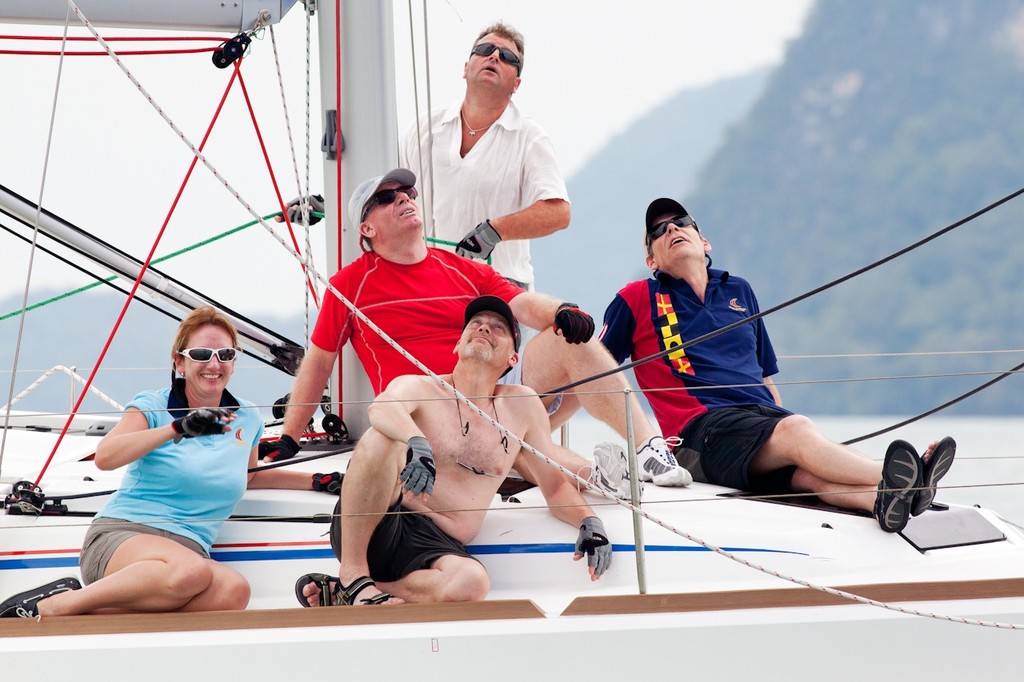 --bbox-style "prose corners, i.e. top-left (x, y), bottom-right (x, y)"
top-left (470, 42), bottom-right (522, 75)
top-left (179, 347), bottom-right (238, 362)
top-left (647, 215), bottom-right (698, 244)
top-left (360, 185), bottom-right (418, 222)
